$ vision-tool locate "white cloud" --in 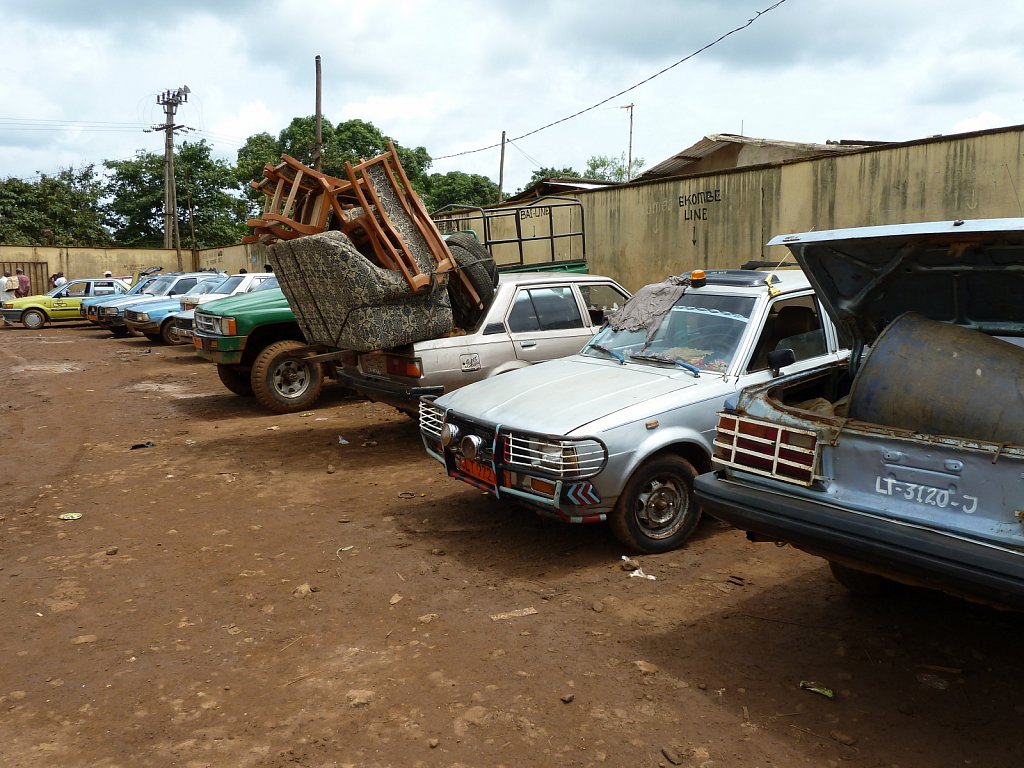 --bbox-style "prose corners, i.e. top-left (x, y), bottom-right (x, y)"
top-left (2, 0), bottom-right (1023, 191)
